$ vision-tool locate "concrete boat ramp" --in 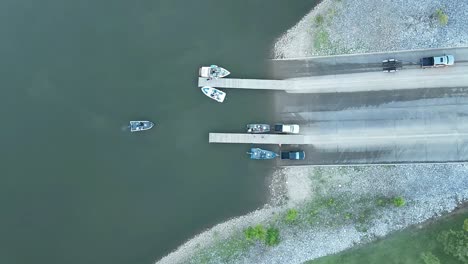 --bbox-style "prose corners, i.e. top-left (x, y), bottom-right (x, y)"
top-left (203, 47), bottom-right (468, 165)
top-left (198, 64), bottom-right (468, 93)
